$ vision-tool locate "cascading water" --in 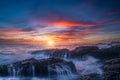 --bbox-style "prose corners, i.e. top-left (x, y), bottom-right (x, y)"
top-left (32, 64), bottom-right (35, 77)
top-left (16, 67), bottom-right (21, 76)
top-left (1, 46), bottom-right (110, 80)
top-left (49, 52), bottom-right (69, 59)
top-left (8, 67), bottom-right (12, 76)
top-left (64, 52), bottom-right (67, 58)
top-left (48, 64), bottom-right (76, 80)
top-left (8, 65), bottom-right (16, 77)
top-left (32, 50), bottom-right (70, 60)
top-left (61, 65), bottom-right (74, 78)
top-left (8, 64), bottom-right (35, 77)
top-left (13, 67), bottom-right (16, 77)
